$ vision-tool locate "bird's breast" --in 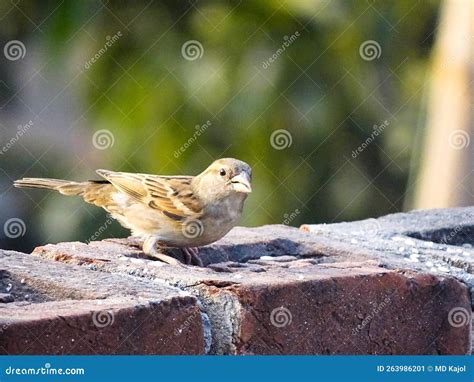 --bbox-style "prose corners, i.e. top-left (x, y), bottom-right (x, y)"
top-left (198, 194), bottom-right (246, 242)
